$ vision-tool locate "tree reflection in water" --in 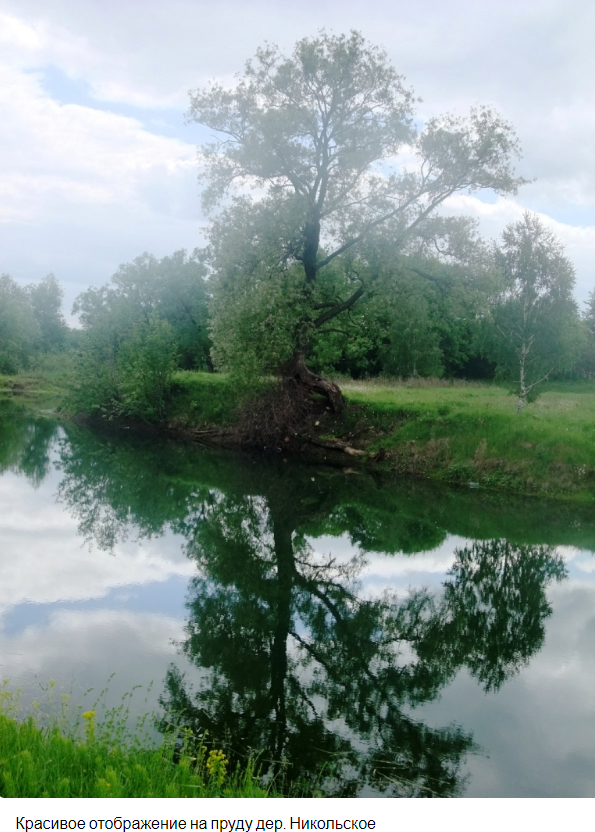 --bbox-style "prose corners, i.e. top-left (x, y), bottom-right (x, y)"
top-left (0, 400), bottom-right (56, 487)
top-left (45, 422), bottom-right (568, 797)
top-left (160, 481), bottom-right (566, 797)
